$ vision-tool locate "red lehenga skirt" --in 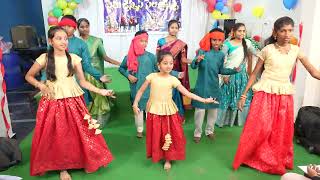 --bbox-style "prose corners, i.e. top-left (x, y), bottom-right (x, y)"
top-left (232, 91), bottom-right (294, 175)
top-left (146, 112), bottom-right (186, 162)
top-left (30, 96), bottom-right (113, 176)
